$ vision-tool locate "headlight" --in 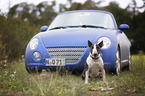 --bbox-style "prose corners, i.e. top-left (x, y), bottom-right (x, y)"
top-left (97, 37), bottom-right (111, 49)
top-left (30, 38), bottom-right (39, 50)
top-left (33, 51), bottom-right (41, 60)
